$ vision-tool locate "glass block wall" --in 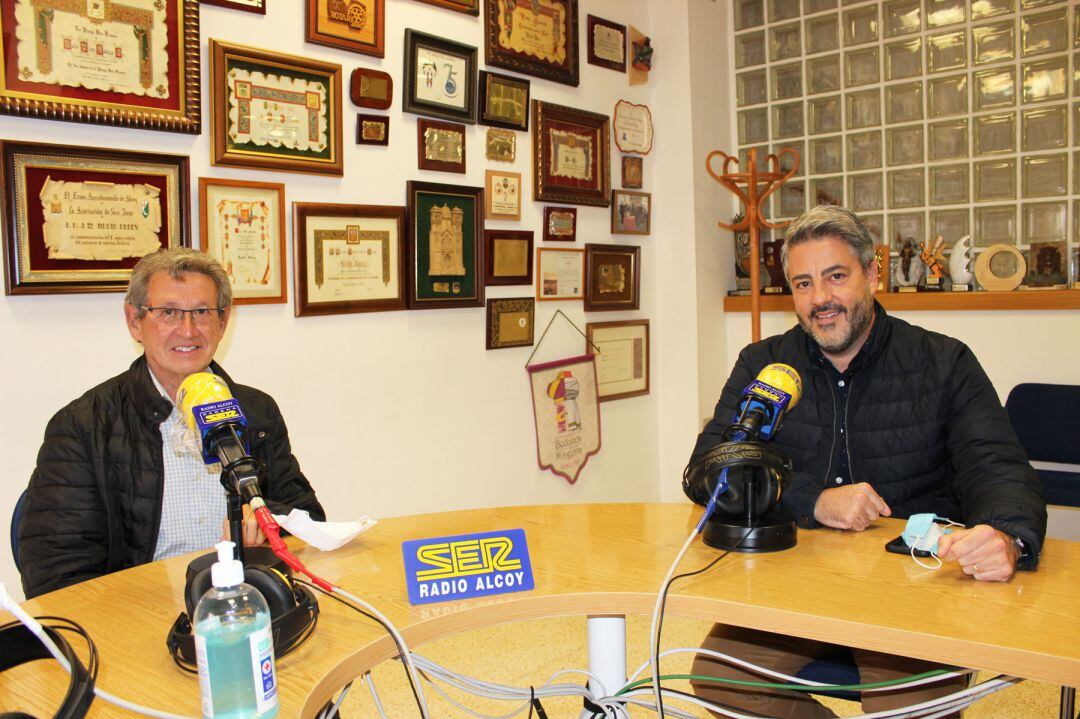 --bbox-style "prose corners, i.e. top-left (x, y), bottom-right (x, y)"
top-left (731, 0), bottom-right (1080, 291)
